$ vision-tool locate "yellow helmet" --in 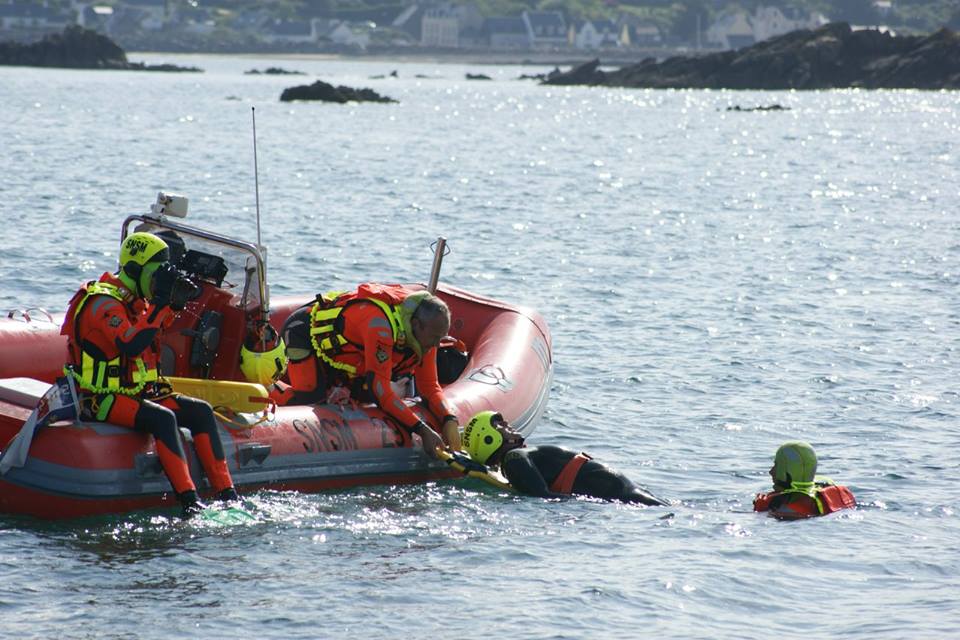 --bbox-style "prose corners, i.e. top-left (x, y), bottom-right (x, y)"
top-left (464, 411), bottom-right (525, 465)
top-left (240, 325), bottom-right (288, 387)
top-left (463, 411), bottom-right (503, 464)
top-left (119, 232), bottom-right (170, 297)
